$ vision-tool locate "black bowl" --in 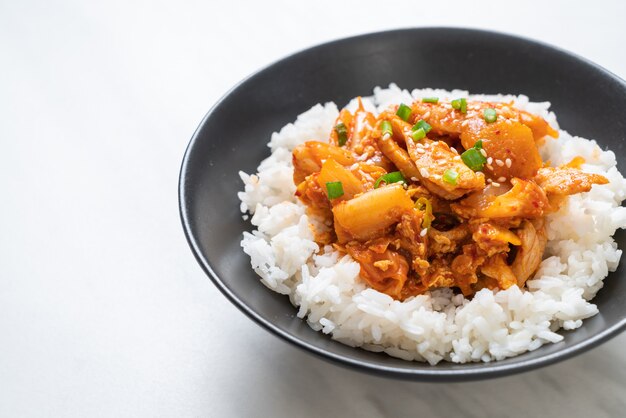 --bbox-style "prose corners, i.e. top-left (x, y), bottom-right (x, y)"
top-left (179, 28), bottom-right (626, 381)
